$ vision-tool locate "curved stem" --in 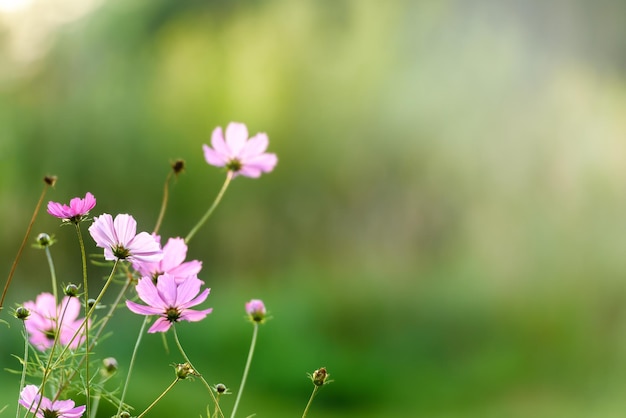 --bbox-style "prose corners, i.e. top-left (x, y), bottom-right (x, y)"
top-left (1, 181), bottom-right (51, 311)
top-left (136, 378), bottom-right (179, 418)
top-left (172, 326), bottom-right (224, 418)
top-left (49, 260), bottom-right (119, 373)
top-left (153, 170), bottom-right (174, 235)
top-left (43, 247), bottom-right (58, 304)
top-left (230, 323), bottom-right (258, 418)
top-left (15, 324), bottom-right (29, 418)
top-left (185, 171), bottom-right (233, 244)
top-left (74, 224), bottom-right (90, 418)
top-left (301, 386), bottom-right (320, 418)
top-left (116, 316), bottom-right (150, 416)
